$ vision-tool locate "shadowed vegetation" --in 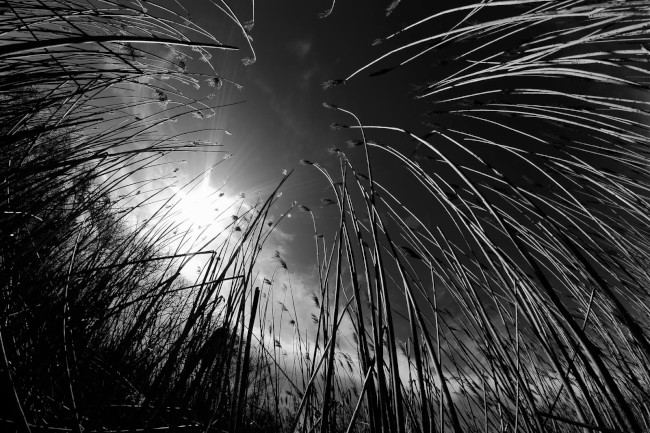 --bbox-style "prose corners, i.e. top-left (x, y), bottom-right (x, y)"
top-left (1, 1), bottom-right (288, 432)
top-left (312, 2), bottom-right (650, 433)
top-left (3, 1), bottom-right (650, 433)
